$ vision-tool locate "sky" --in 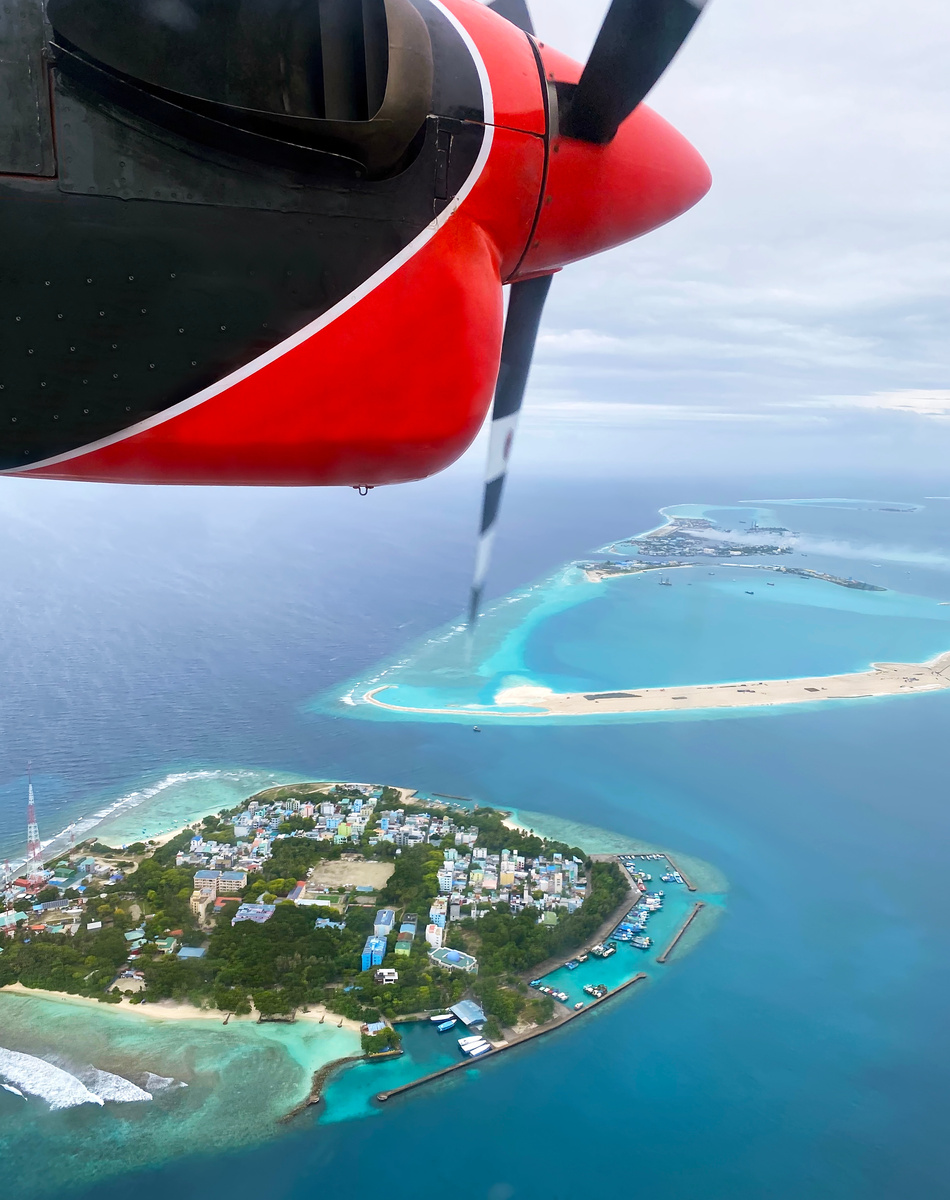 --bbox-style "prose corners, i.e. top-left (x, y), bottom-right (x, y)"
top-left (494, 0), bottom-right (950, 476)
